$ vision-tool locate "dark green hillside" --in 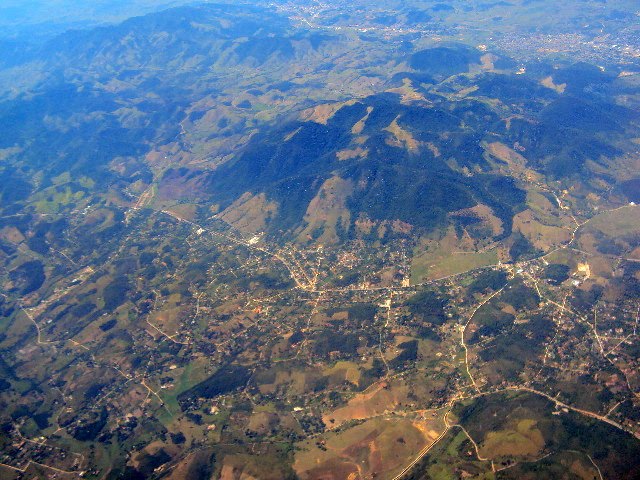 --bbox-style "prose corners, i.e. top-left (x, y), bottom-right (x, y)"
top-left (474, 73), bottom-right (558, 106)
top-left (200, 50), bottom-right (640, 239)
top-left (552, 62), bottom-right (616, 94)
top-left (205, 90), bottom-right (532, 238)
top-left (390, 71), bottom-right (436, 87)
top-left (410, 44), bottom-right (481, 78)
top-left (36, 4), bottom-right (293, 71)
top-left (620, 178), bottom-right (640, 203)
top-left (9, 260), bottom-right (46, 295)
top-left (344, 164), bottom-right (477, 229)
top-left (0, 168), bottom-right (32, 204)
top-left (0, 3), bottom-right (380, 220)
top-left (502, 91), bottom-right (636, 177)
top-left (540, 96), bottom-right (631, 133)
top-left (0, 85), bottom-right (158, 185)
